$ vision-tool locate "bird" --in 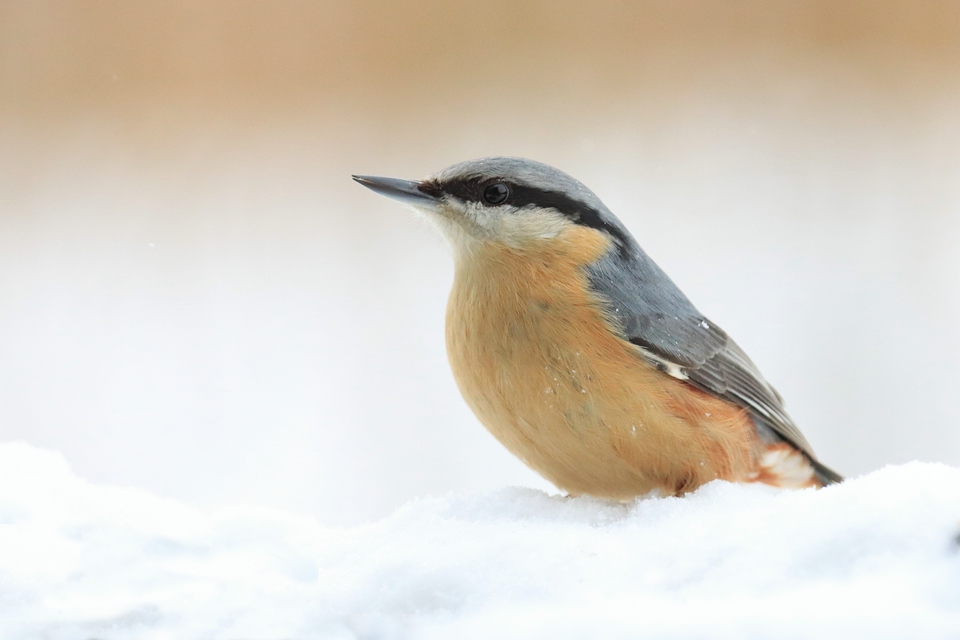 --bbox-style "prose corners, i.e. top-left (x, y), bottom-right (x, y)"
top-left (353, 157), bottom-right (842, 498)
